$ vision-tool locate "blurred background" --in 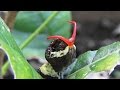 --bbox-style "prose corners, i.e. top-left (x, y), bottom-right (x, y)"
top-left (73, 11), bottom-right (120, 79)
top-left (1, 11), bottom-right (120, 79)
top-left (73, 11), bottom-right (120, 55)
